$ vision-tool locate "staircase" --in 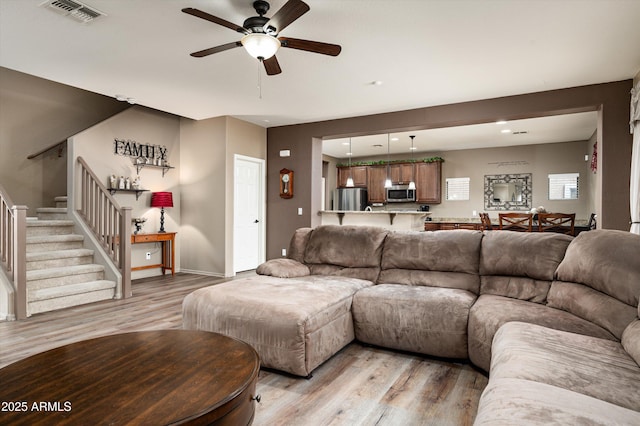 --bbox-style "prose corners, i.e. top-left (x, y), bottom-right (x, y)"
top-left (25, 196), bottom-right (116, 315)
